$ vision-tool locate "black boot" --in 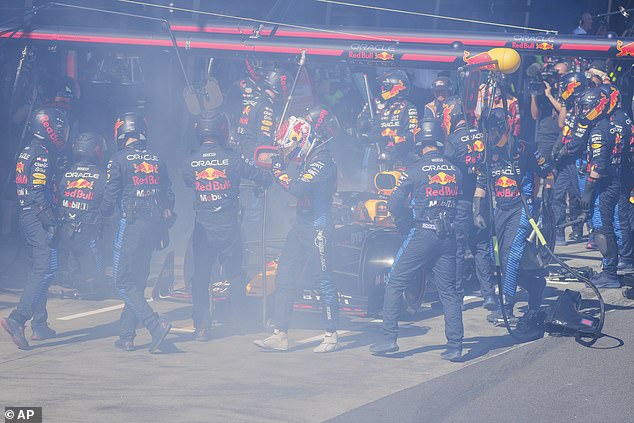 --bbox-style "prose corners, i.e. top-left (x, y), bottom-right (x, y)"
top-left (440, 346), bottom-right (463, 361)
top-left (482, 295), bottom-right (498, 311)
top-left (114, 337), bottom-right (135, 351)
top-left (1, 317), bottom-right (29, 350)
top-left (148, 319), bottom-right (172, 353)
top-left (31, 323), bottom-right (57, 341)
top-left (487, 302), bottom-right (517, 326)
top-left (514, 310), bottom-right (545, 342)
top-left (194, 327), bottom-right (211, 342)
top-left (369, 338), bottom-right (399, 355)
